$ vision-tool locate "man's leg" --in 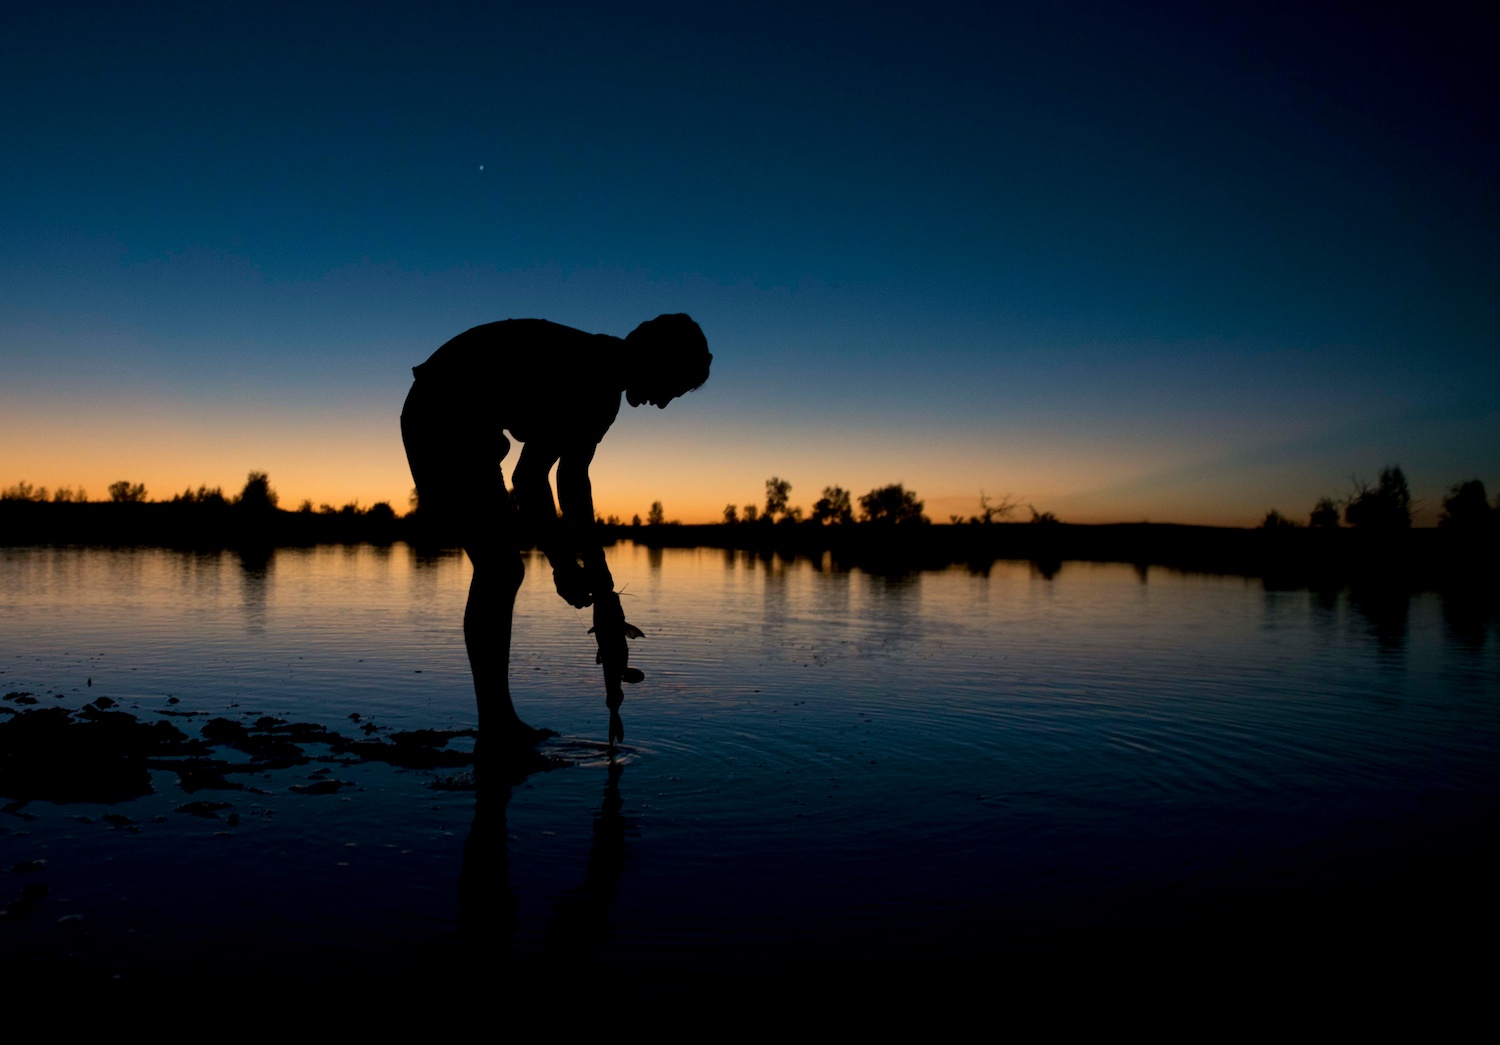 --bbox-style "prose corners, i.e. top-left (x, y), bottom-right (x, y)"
top-left (403, 385), bottom-right (549, 756)
top-left (462, 541), bottom-right (548, 745)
